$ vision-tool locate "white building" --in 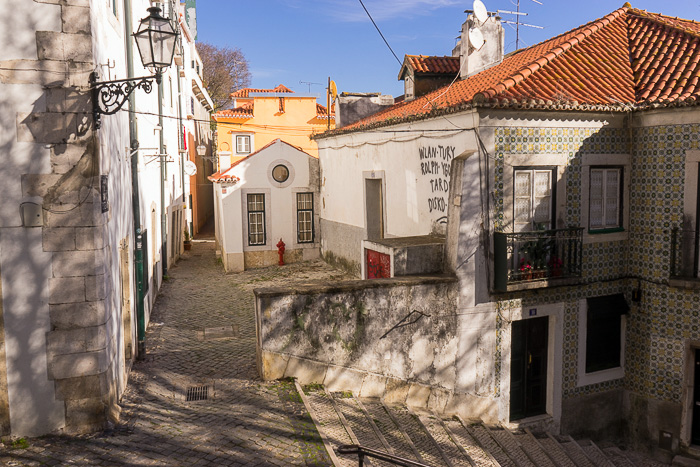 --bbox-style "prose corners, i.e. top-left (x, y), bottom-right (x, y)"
top-left (0, 0), bottom-right (211, 437)
top-left (210, 139), bottom-right (320, 272)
